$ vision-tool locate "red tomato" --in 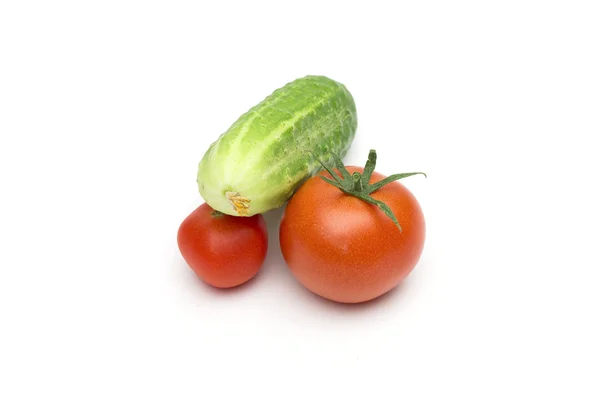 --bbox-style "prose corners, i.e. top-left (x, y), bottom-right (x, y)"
top-left (279, 163), bottom-right (425, 304)
top-left (177, 203), bottom-right (268, 288)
